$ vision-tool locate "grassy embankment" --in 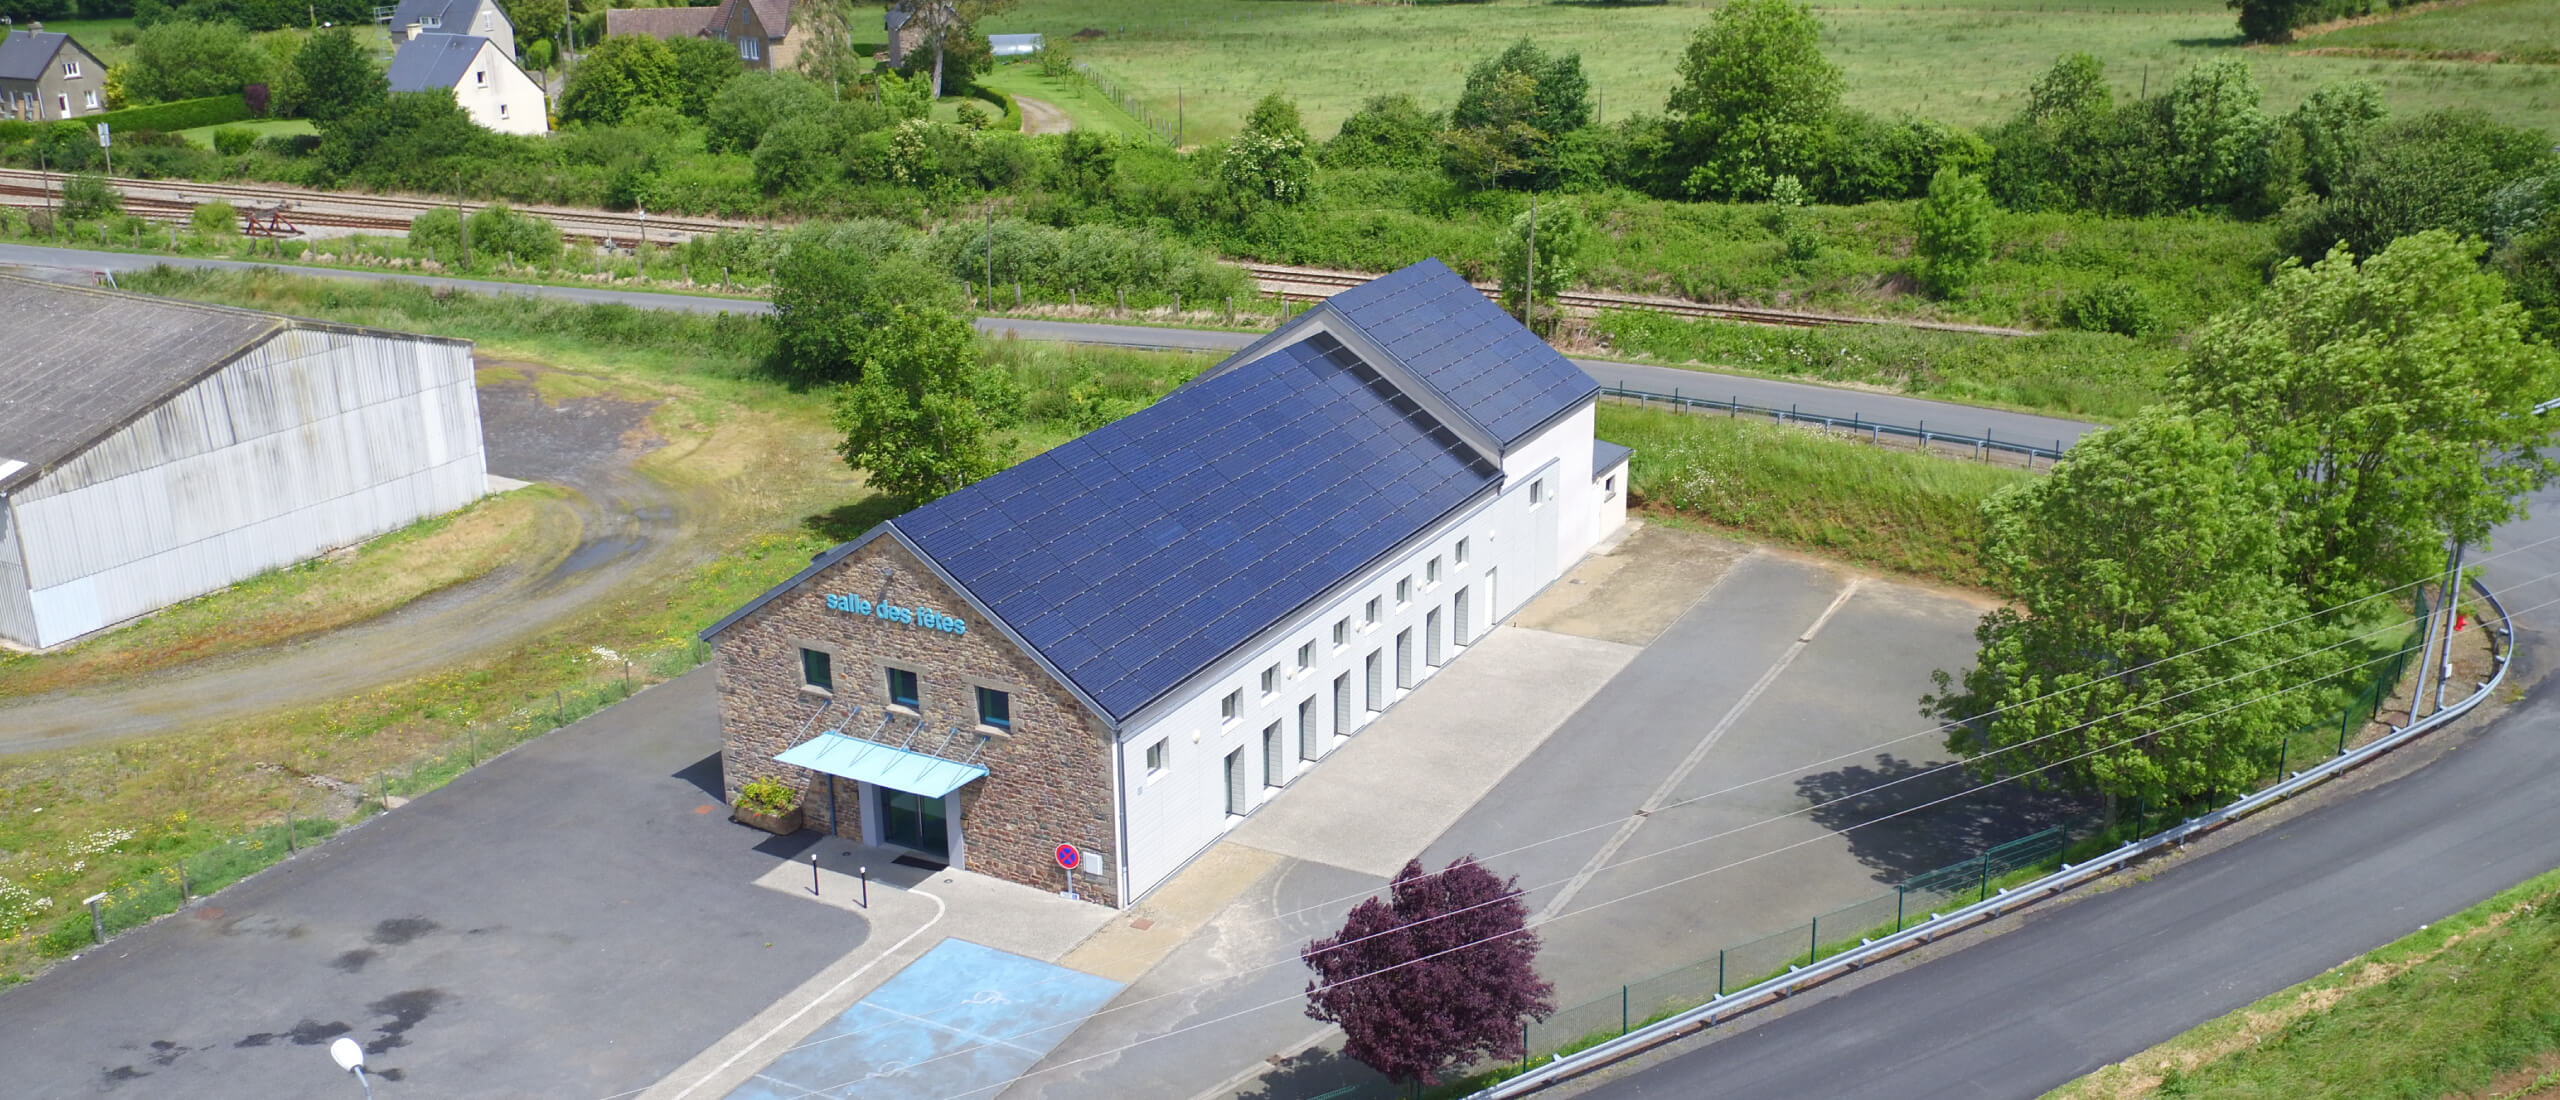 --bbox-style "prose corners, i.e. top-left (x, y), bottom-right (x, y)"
top-left (989, 0), bottom-right (2559, 143)
top-left (2285, 0), bottom-right (2560, 65)
top-left (2050, 861), bottom-right (2560, 1099)
top-left (0, 268), bottom-right (1205, 984)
